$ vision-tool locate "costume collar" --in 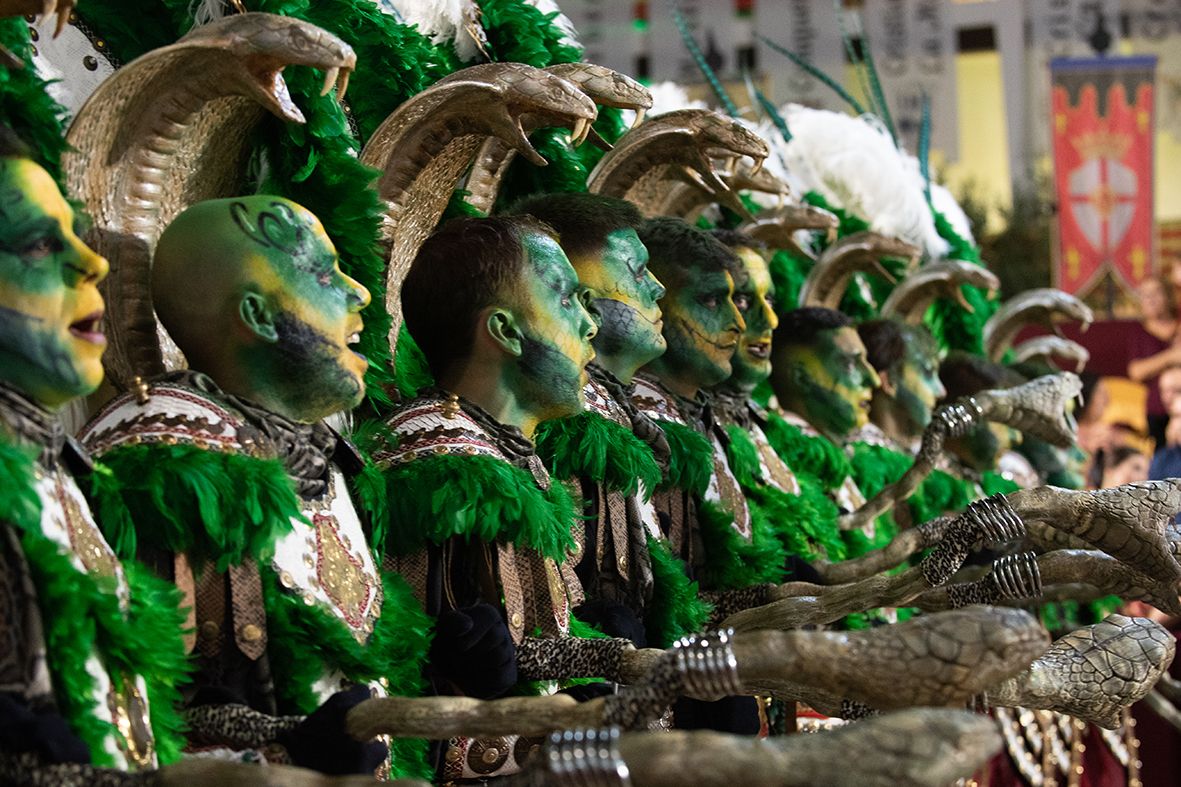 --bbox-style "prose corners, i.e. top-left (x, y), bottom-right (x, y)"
top-left (159, 370), bottom-right (352, 499)
top-left (587, 363), bottom-right (671, 470)
top-left (0, 382), bottom-right (91, 472)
